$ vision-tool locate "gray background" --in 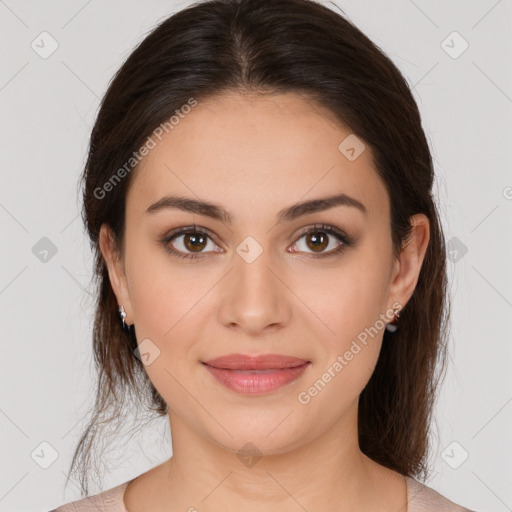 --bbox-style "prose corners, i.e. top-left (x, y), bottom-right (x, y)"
top-left (1, 1), bottom-right (511, 511)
